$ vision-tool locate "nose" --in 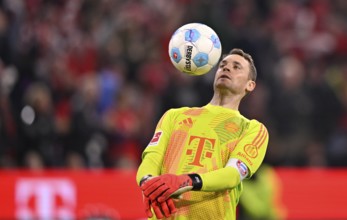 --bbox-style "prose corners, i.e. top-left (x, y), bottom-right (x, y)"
top-left (222, 66), bottom-right (230, 72)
